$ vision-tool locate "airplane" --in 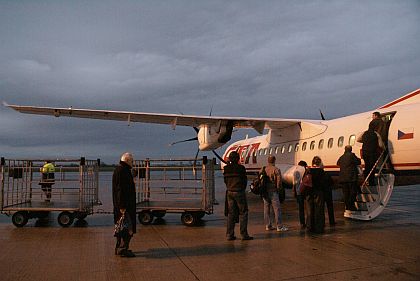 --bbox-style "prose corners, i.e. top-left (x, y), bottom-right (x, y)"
top-left (3, 88), bottom-right (420, 220)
